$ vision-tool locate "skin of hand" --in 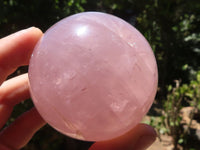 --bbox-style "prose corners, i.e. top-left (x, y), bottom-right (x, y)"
top-left (0, 27), bottom-right (157, 150)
